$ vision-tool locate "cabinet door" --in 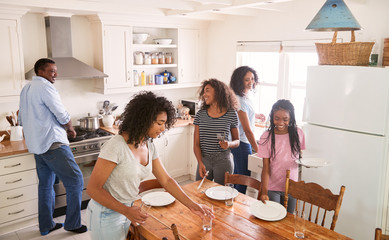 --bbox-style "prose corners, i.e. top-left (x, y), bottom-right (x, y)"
top-left (178, 29), bottom-right (199, 84)
top-left (103, 25), bottom-right (132, 90)
top-left (165, 128), bottom-right (188, 178)
top-left (153, 135), bottom-right (167, 167)
top-left (187, 125), bottom-right (197, 179)
top-left (0, 19), bottom-right (24, 97)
